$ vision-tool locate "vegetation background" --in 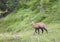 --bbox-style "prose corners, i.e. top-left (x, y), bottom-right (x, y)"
top-left (0, 0), bottom-right (60, 42)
